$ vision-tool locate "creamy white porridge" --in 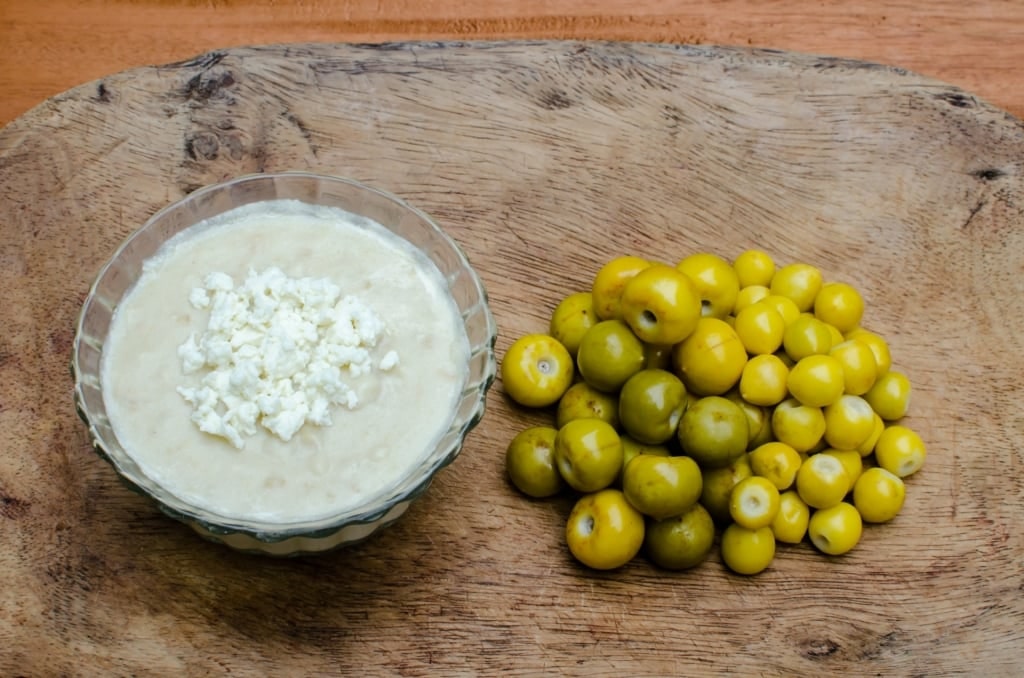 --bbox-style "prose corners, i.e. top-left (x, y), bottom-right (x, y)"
top-left (101, 199), bottom-right (468, 523)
